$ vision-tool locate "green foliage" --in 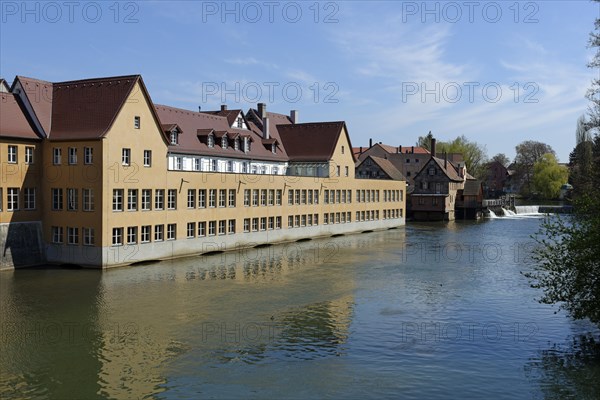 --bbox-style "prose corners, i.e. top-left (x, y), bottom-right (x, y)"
top-left (491, 153), bottom-right (510, 167)
top-left (514, 140), bottom-right (556, 196)
top-left (527, 194), bottom-right (600, 326)
top-left (532, 153), bottom-right (569, 199)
